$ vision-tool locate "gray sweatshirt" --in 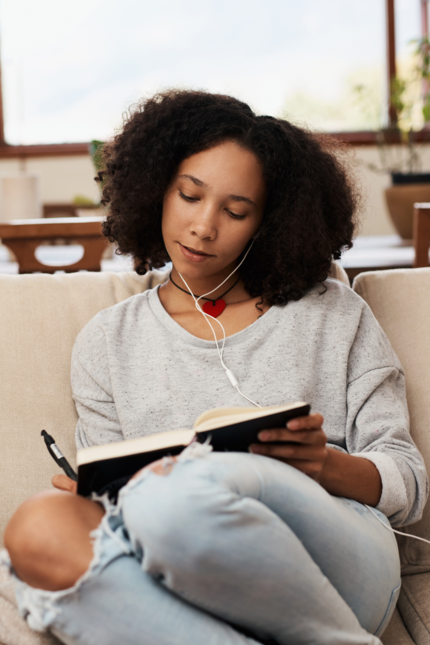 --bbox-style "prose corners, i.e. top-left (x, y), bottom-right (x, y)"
top-left (71, 278), bottom-right (428, 527)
